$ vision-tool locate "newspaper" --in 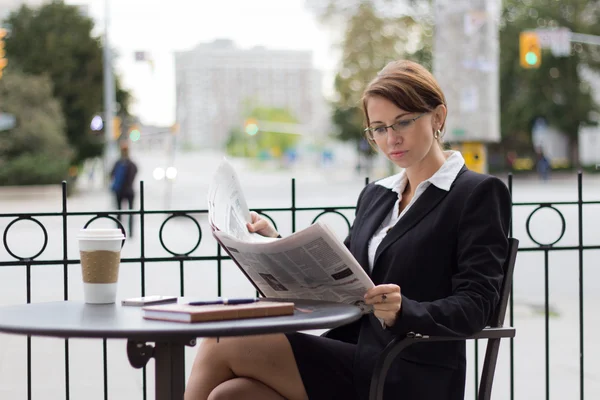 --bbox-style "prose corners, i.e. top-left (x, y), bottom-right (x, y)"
top-left (208, 158), bottom-right (375, 313)
top-left (207, 159), bottom-right (275, 244)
